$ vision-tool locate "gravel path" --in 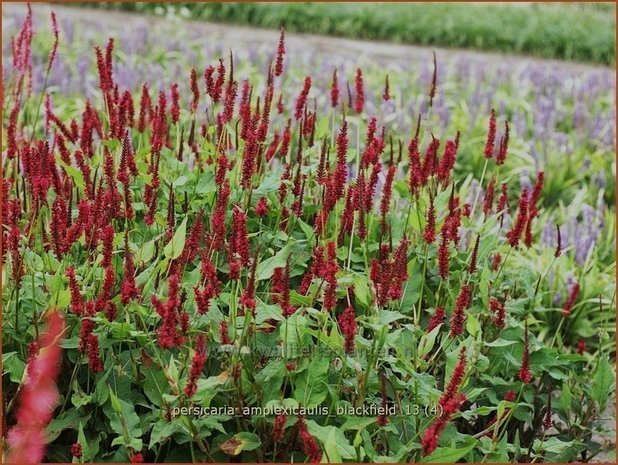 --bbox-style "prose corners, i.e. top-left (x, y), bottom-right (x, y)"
top-left (2, 2), bottom-right (614, 76)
